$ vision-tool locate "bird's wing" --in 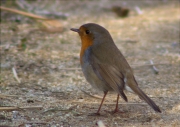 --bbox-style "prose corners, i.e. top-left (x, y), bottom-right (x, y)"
top-left (89, 53), bottom-right (128, 102)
